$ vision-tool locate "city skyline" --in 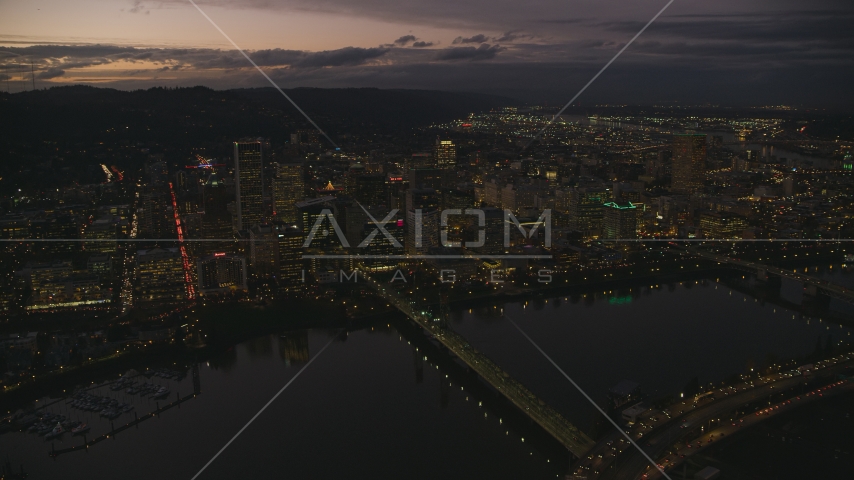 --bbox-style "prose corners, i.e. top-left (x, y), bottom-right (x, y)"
top-left (0, 3), bottom-right (853, 479)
